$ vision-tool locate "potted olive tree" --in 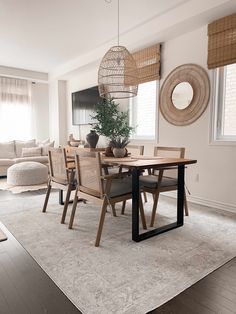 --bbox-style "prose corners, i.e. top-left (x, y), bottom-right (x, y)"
top-left (90, 99), bottom-right (134, 157)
